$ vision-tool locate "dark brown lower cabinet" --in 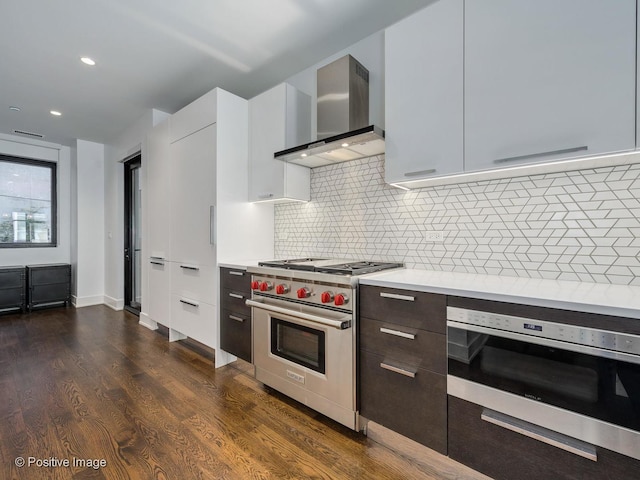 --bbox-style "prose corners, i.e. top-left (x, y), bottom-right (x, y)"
top-left (219, 268), bottom-right (252, 362)
top-left (360, 350), bottom-right (447, 454)
top-left (220, 309), bottom-right (251, 362)
top-left (448, 395), bottom-right (640, 480)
